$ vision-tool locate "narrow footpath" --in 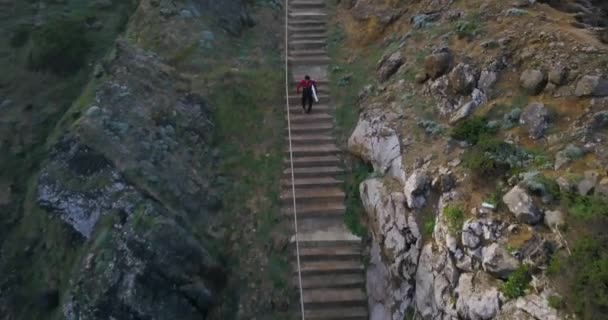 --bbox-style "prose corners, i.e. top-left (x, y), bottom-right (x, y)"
top-left (282, 1), bottom-right (369, 319)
